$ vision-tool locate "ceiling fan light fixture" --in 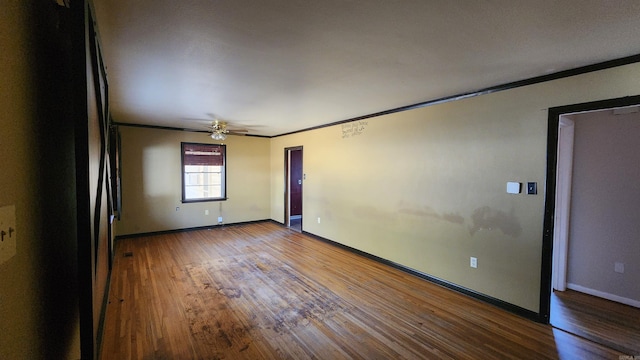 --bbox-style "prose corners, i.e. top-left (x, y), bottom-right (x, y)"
top-left (211, 132), bottom-right (226, 141)
top-left (211, 131), bottom-right (227, 140)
